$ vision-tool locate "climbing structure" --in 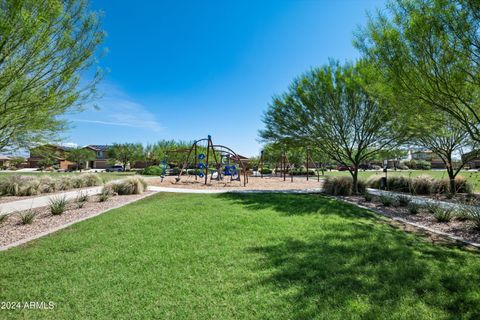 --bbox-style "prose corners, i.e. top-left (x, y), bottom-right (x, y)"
top-left (171, 135), bottom-right (248, 186)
